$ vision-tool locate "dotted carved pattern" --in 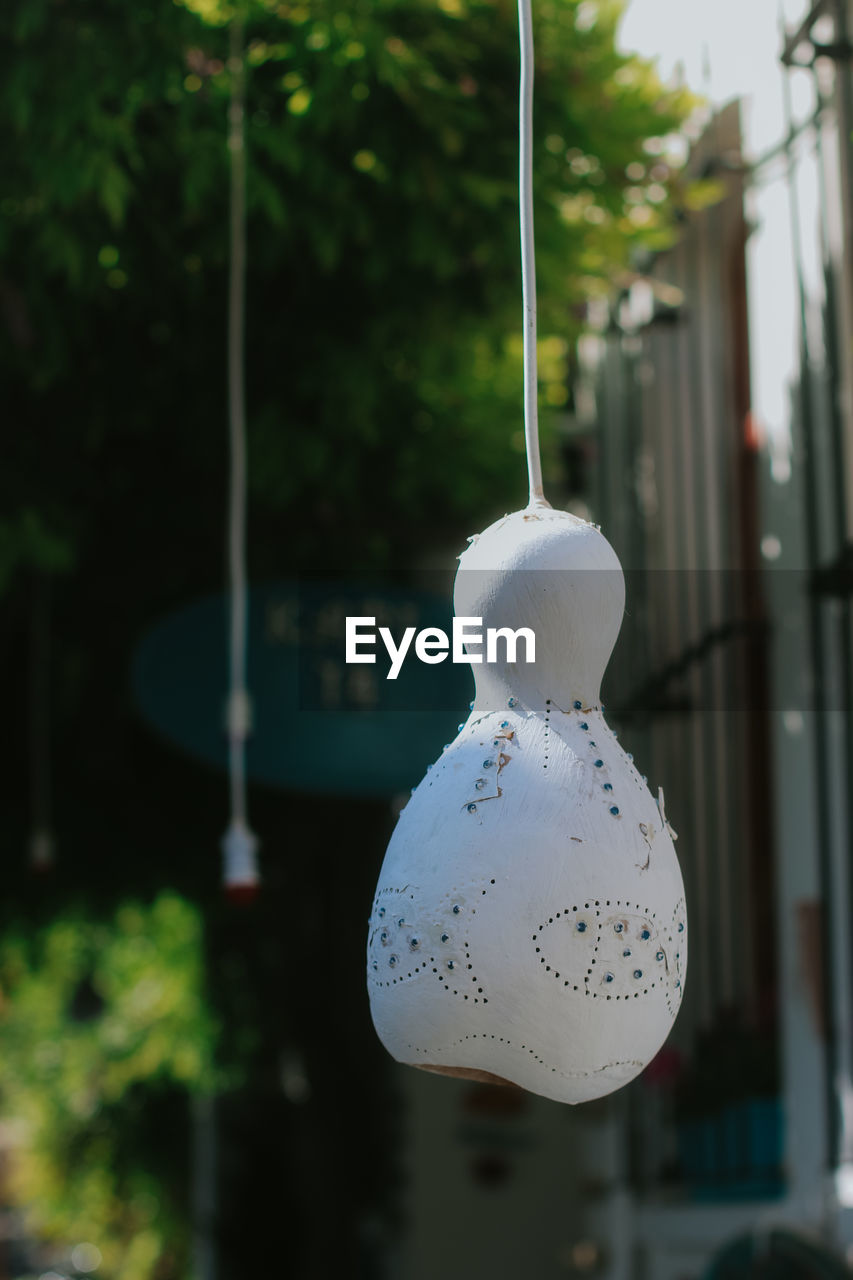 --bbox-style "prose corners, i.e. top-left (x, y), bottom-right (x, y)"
top-left (534, 899), bottom-right (672, 1000)
top-left (367, 881), bottom-right (495, 1005)
top-left (546, 700), bottom-right (627, 820)
top-left (405, 1030), bottom-right (645, 1085)
top-left (664, 896), bottom-right (687, 1016)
